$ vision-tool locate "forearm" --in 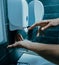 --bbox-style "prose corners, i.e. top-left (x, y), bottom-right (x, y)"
top-left (20, 42), bottom-right (59, 55)
top-left (20, 42), bottom-right (46, 52)
top-left (7, 40), bottom-right (59, 64)
top-left (20, 42), bottom-right (59, 64)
